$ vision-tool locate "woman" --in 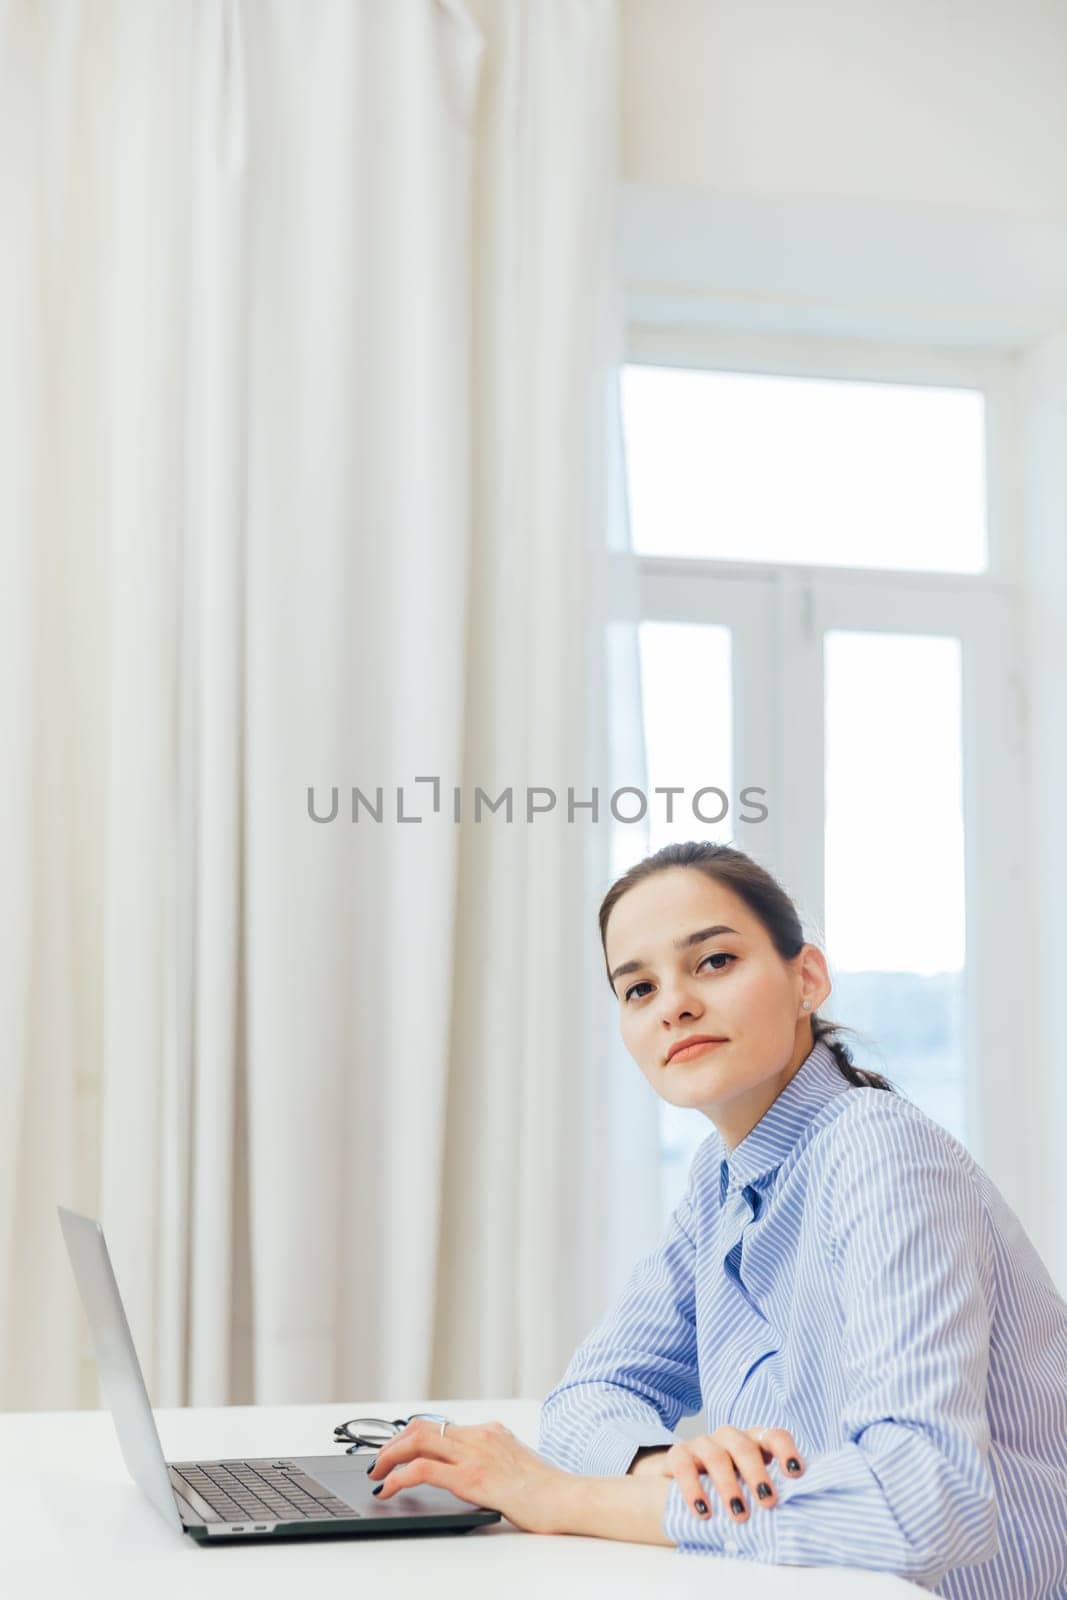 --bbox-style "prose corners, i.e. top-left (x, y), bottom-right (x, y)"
top-left (367, 842), bottom-right (1067, 1596)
